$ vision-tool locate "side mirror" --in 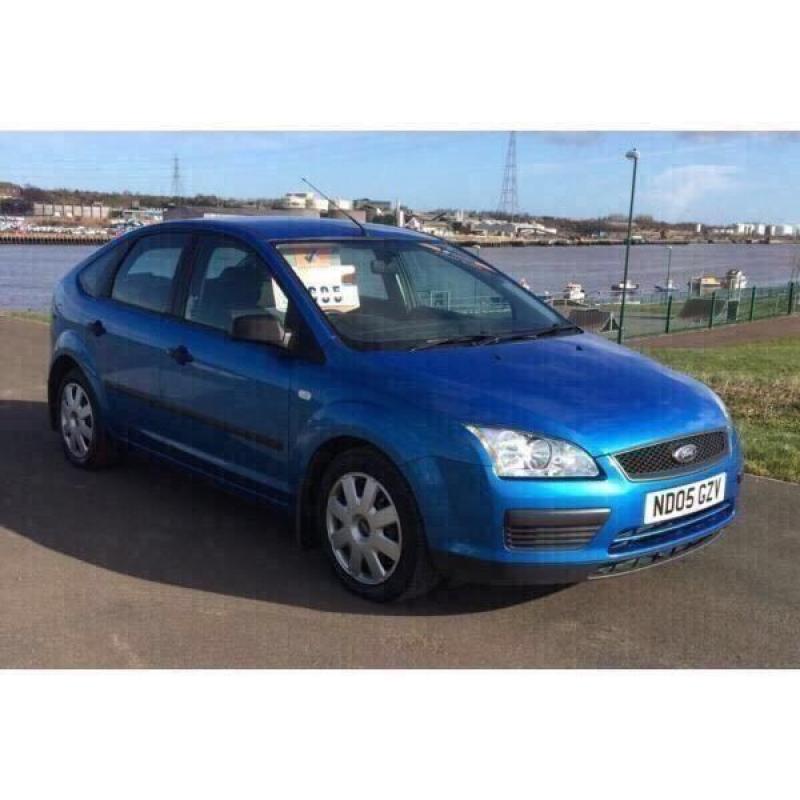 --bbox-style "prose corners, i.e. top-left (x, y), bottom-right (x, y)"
top-left (231, 314), bottom-right (287, 347)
